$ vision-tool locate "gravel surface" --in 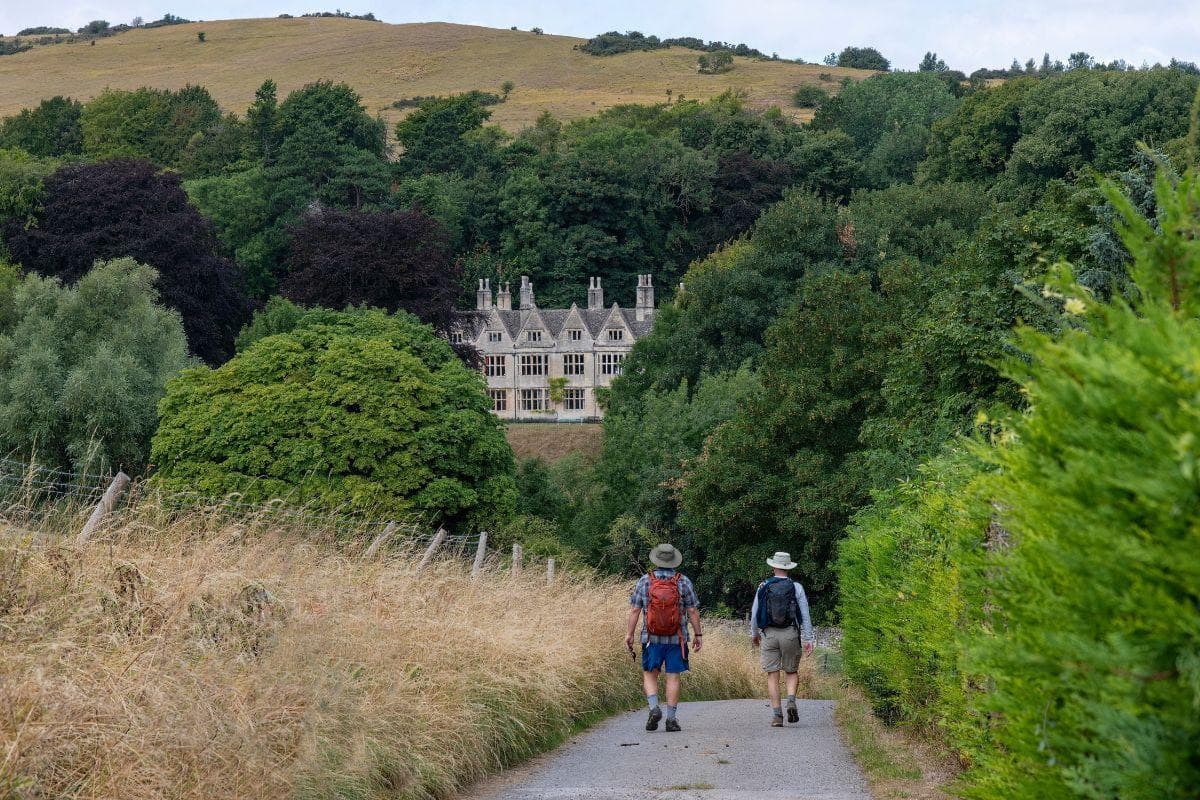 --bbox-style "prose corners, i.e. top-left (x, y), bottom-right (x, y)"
top-left (462, 699), bottom-right (871, 800)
